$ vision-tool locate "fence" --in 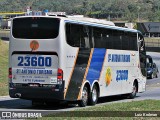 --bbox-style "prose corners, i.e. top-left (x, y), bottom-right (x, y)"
top-left (0, 30), bottom-right (9, 41)
top-left (144, 37), bottom-right (160, 52)
top-left (145, 37), bottom-right (160, 47)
